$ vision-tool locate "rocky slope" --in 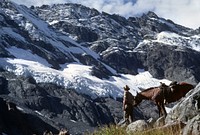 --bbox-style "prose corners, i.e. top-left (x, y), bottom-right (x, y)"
top-left (0, 0), bottom-right (200, 134)
top-left (0, 70), bottom-right (159, 134)
top-left (125, 83), bottom-right (200, 134)
top-left (165, 83), bottom-right (200, 134)
top-left (33, 3), bottom-right (200, 83)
